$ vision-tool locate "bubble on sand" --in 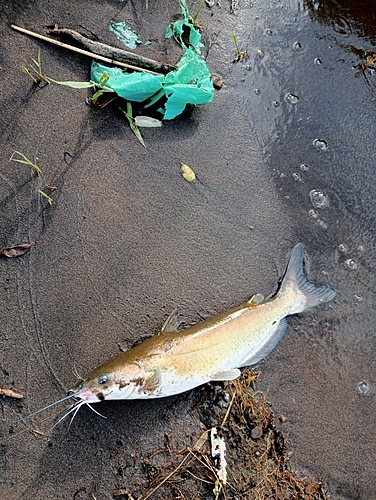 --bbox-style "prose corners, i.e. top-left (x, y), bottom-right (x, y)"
top-left (300, 164), bottom-right (309, 172)
top-left (314, 57), bottom-right (322, 65)
top-left (357, 381), bottom-right (371, 396)
top-left (310, 189), bottom-right (329, 208)
top-left (338, 243), bottom-right (348, 253)
top-left (285, 93), bottom-right (299, 105)
top-left (292, 172), bottom-right (302, 182)
top-left (313, 138), bottom-right (327, 151)
top-left (308, 209), bottom-right (318, 219)
top-left (345, 258), bottom-right (358, 270)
